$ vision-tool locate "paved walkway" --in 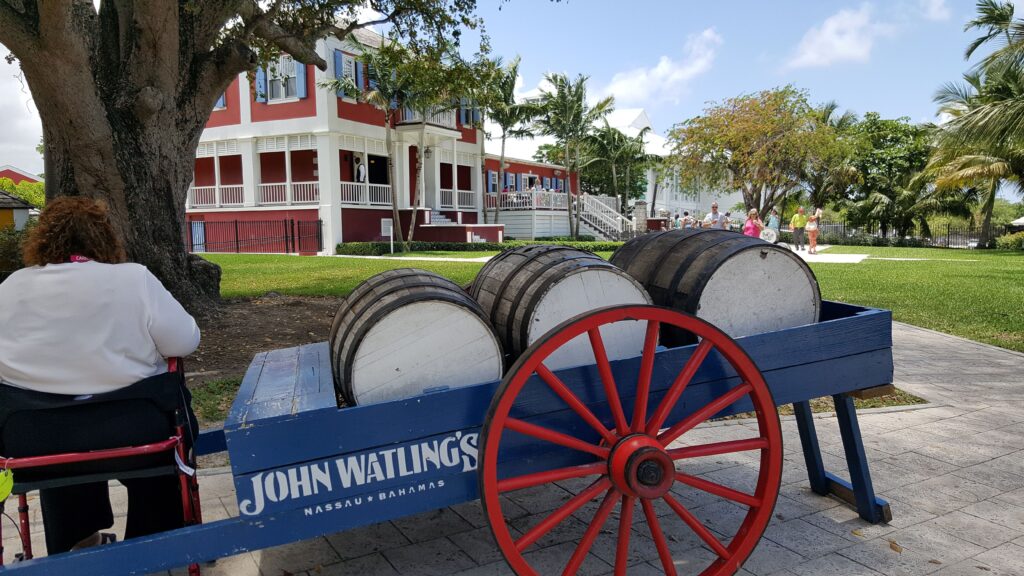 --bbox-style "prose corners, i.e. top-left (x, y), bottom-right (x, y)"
top-left (6, 323), bottom-right (1023, 575)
